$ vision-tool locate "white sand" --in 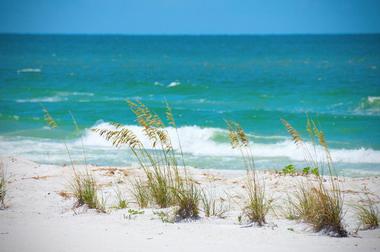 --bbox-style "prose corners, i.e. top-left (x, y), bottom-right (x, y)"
top-left (0, 156), bottom-right (379, 252)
